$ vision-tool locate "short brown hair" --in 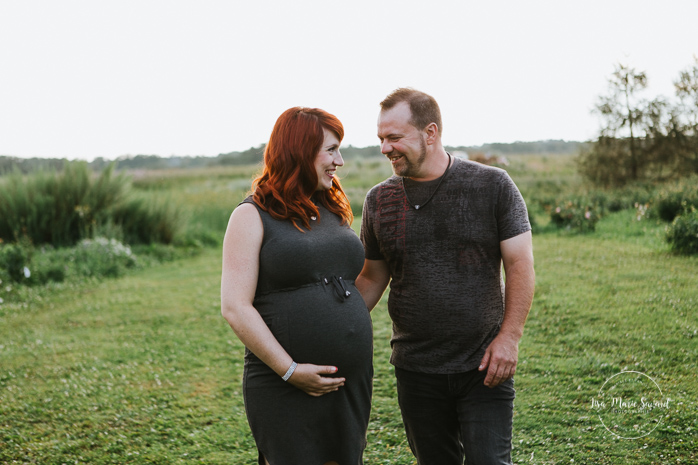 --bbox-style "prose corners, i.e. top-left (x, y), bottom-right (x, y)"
top-left (380, 88), bottom-right (443, 136)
